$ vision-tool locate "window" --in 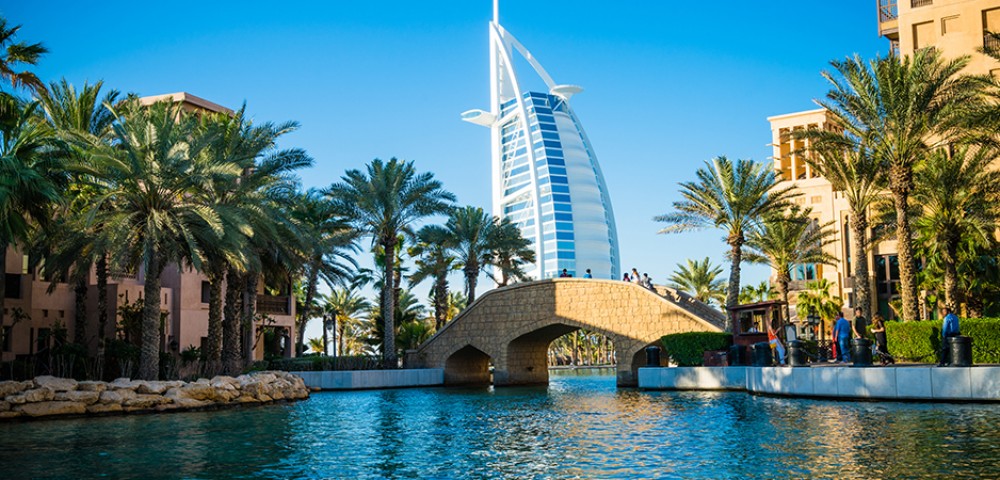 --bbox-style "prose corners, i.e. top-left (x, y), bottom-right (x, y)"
top-left (913, 21), bottom-right (935, 50)
top-left (4, 274), bottom-right (20, 299)
top-left (911, 0), bottom-right (932, 7)
top-left (792, 264), bottom-right (818, 281)
top-left (941, 15), bottom-right (959, 35)
top-left (201, 281), bottom-right (211, 304)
